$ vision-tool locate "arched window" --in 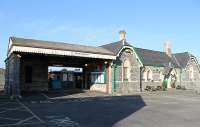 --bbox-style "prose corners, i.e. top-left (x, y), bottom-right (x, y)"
top-left (142, 71), bottom-right (147, 81)
top-left (189, 66), bottom-right (194, 80)
top-left (147, 69), bottom-right (152, 81)
top-left (123, 59), bottom-right (130, 81)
